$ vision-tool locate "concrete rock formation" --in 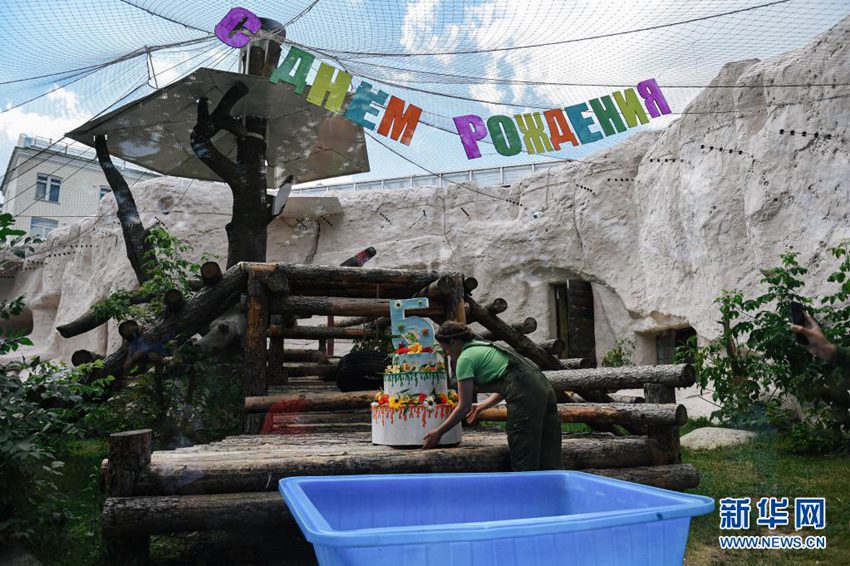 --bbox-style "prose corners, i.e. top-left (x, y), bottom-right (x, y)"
top-left (2, 15), bottom-right (849, 401)
top-left (680, 427), bottom-right (758, 451)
